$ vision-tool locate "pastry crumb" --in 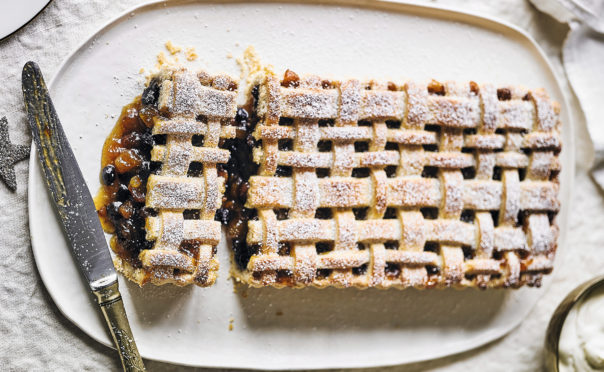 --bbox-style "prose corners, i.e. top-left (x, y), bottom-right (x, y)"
top-left (156, 51), bottom-right (168, 67)
top-left (139, 68), bottom-right (145, 74)
top-left (185, 47), bottom-right (198, 61)
top-left (228, 317), bottom-right (234, 331)
top-left (276, 310), bottom-right (283, 316)
top-left (165, 41), bottom-right (182, 55)
top-left (154, 43), bottom-right (198, 70)
top-left (226, 52), bottom-right (233, 59)
top-left (237, 45), bottom-right (262, 83)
